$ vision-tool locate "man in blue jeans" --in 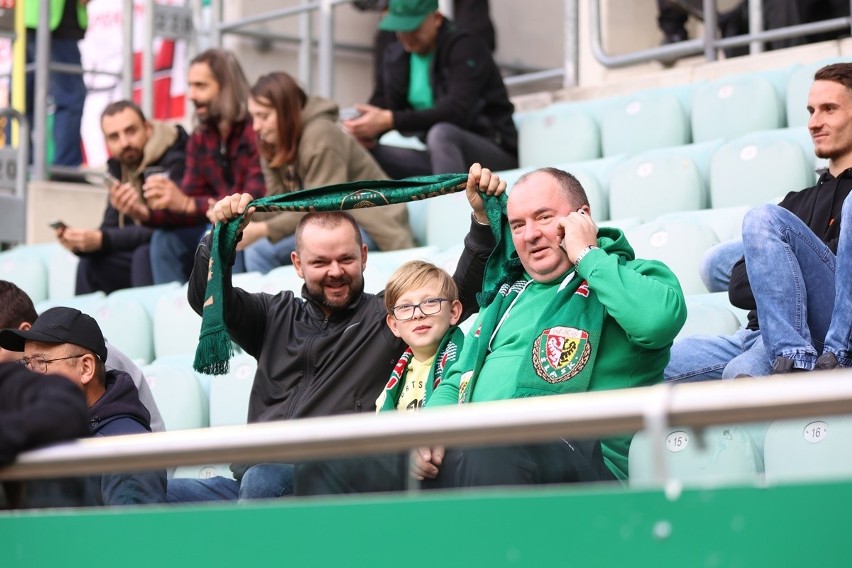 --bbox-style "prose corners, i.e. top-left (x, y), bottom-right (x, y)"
top-left (666, 62), bottom-right (852, 381)
top-left (25, 0), bottom-right (88, 169)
